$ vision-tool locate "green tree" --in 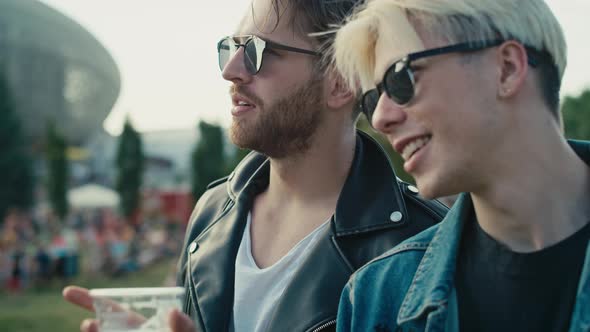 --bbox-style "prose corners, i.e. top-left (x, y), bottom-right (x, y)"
top-left (46, 122), bottom-right (69, 219)
top-left (116, 120), bottom-right (144, 225)
top-left (0, 75), bottom-right (34, 222)
top-left (191, 121), bottom-right (226, 201)
top-left (356, 115), bottom-right (414, 184)
top-left (562, 89), bottom-right (590, 140)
